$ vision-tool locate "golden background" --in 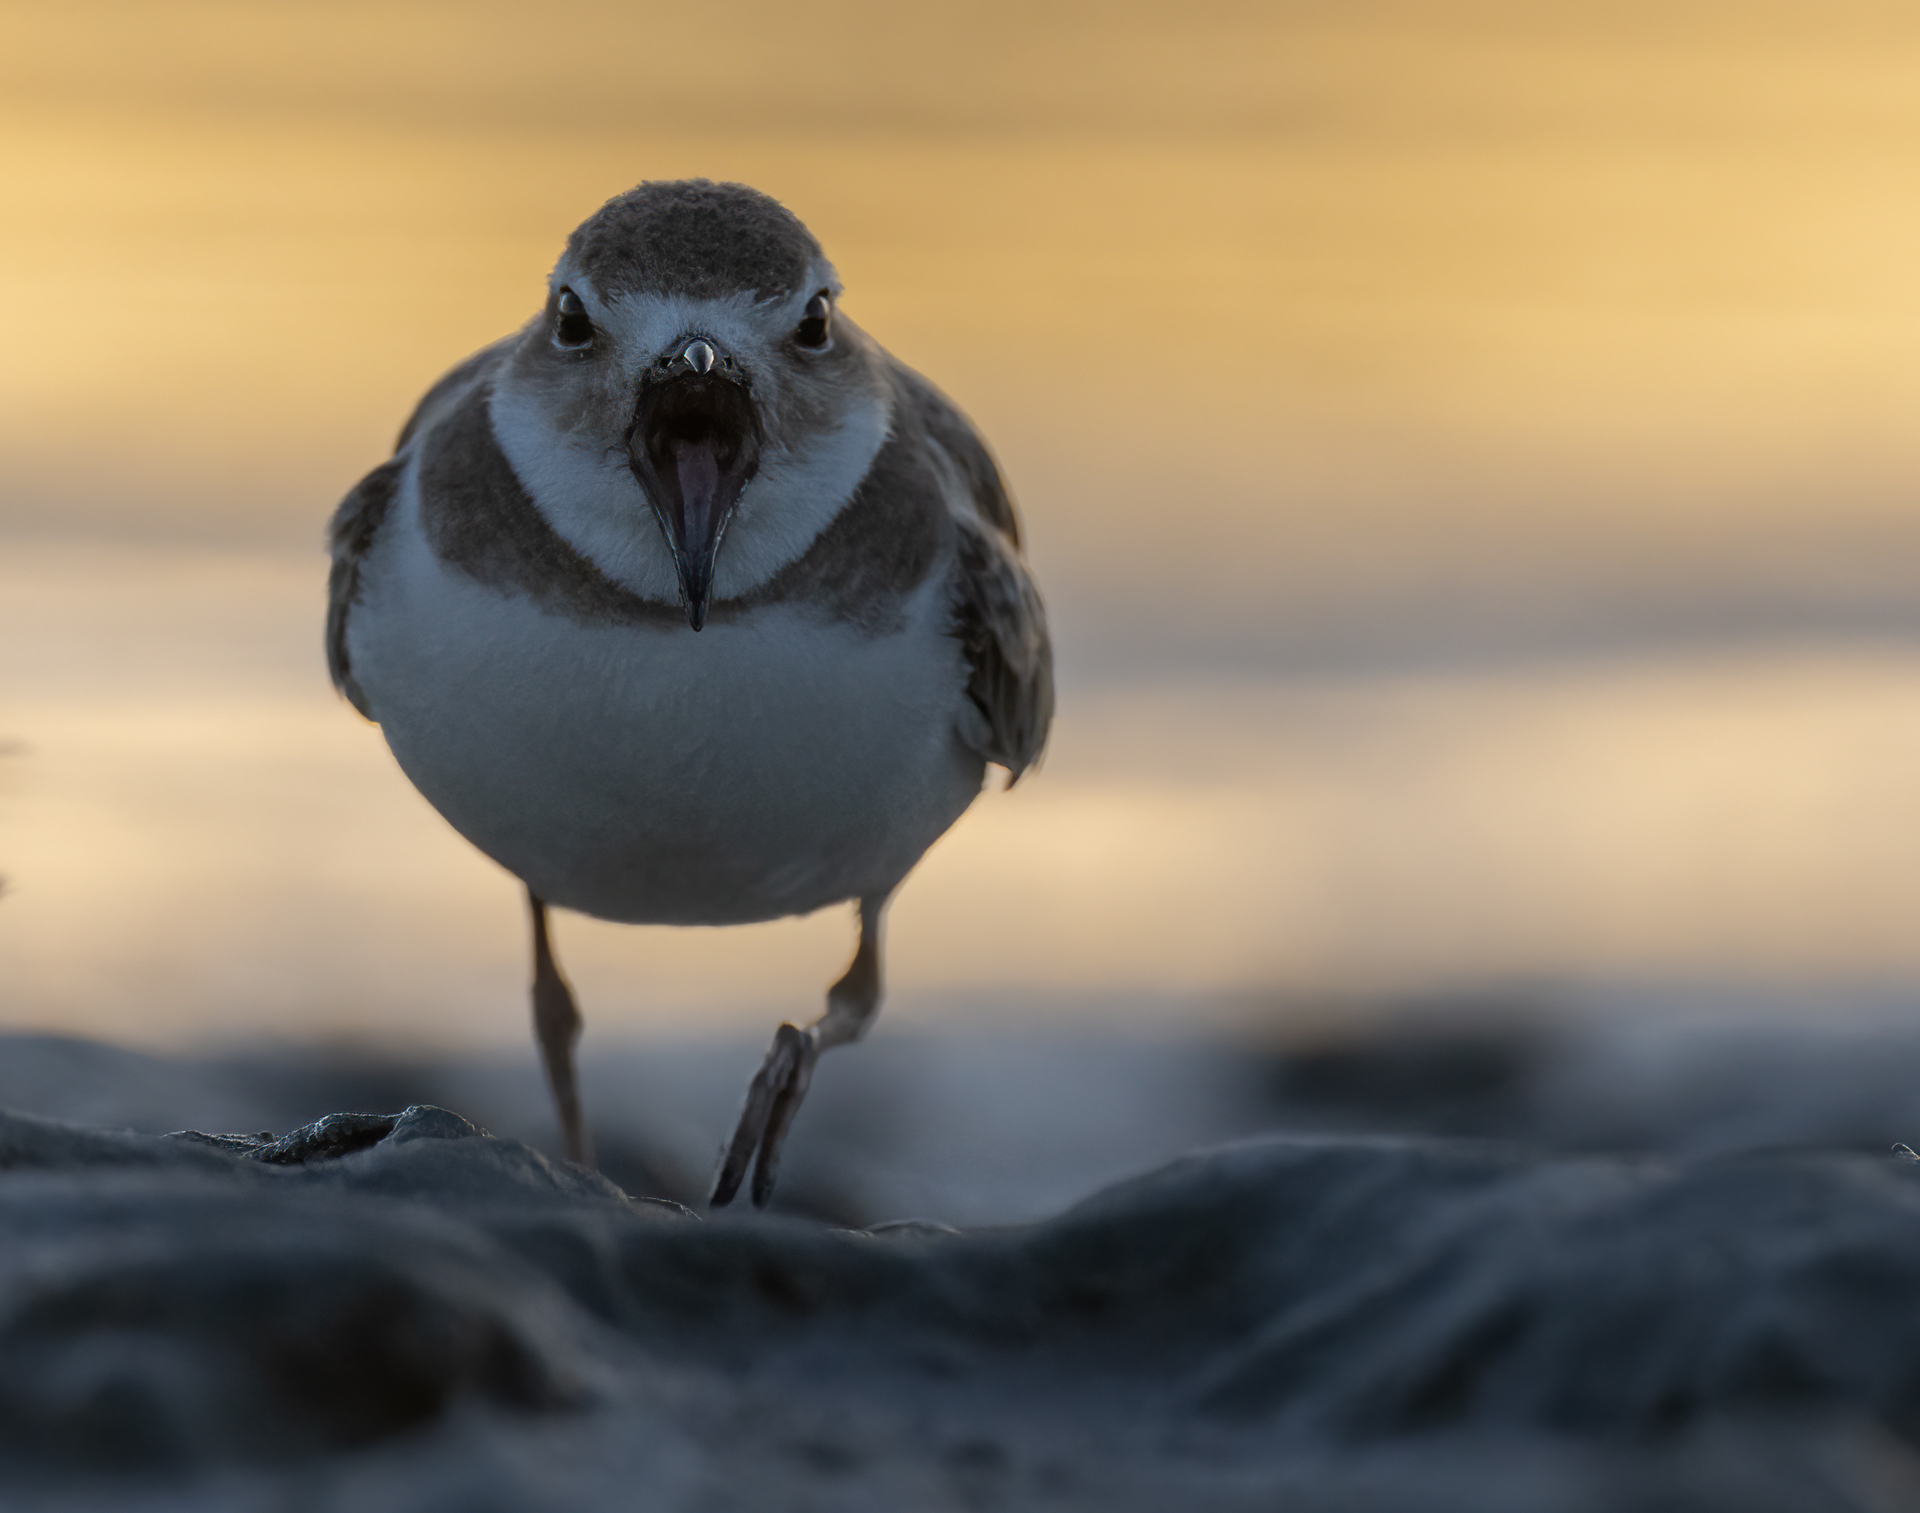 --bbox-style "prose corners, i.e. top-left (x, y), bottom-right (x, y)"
top-left (8, 0), bottom-right (1920, 1045)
